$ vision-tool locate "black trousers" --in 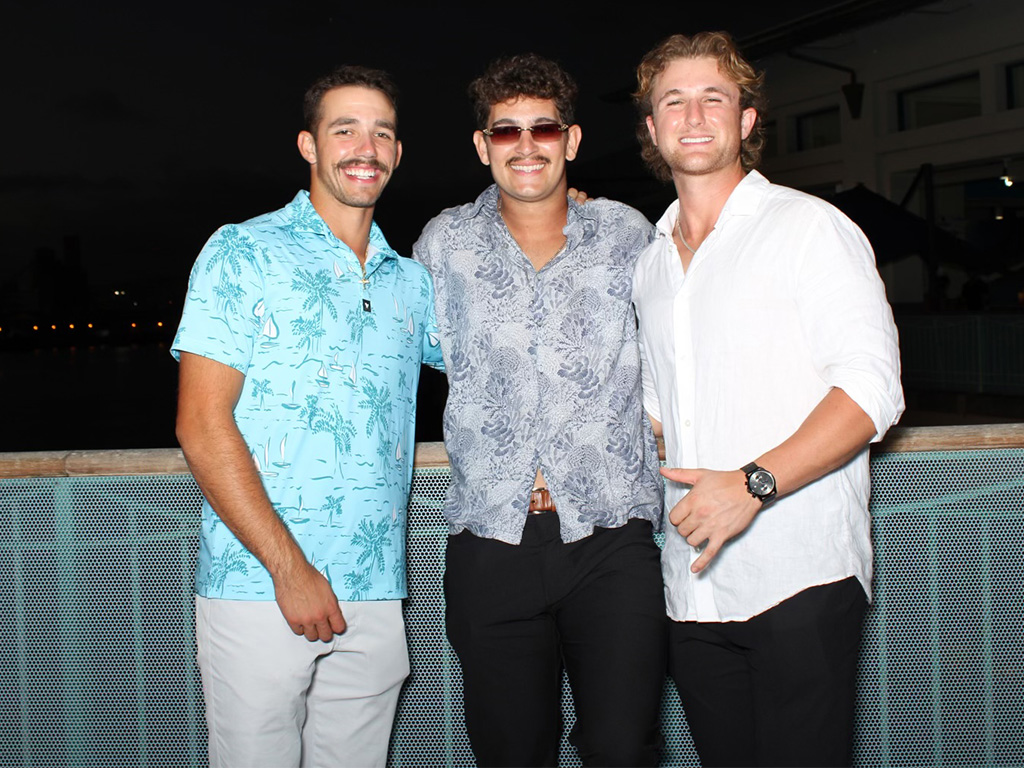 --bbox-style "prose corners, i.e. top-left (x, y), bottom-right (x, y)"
top-left (669, 576), bottom-right (868, 768)
top-left (445, 515), bottom-right (668, 767)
